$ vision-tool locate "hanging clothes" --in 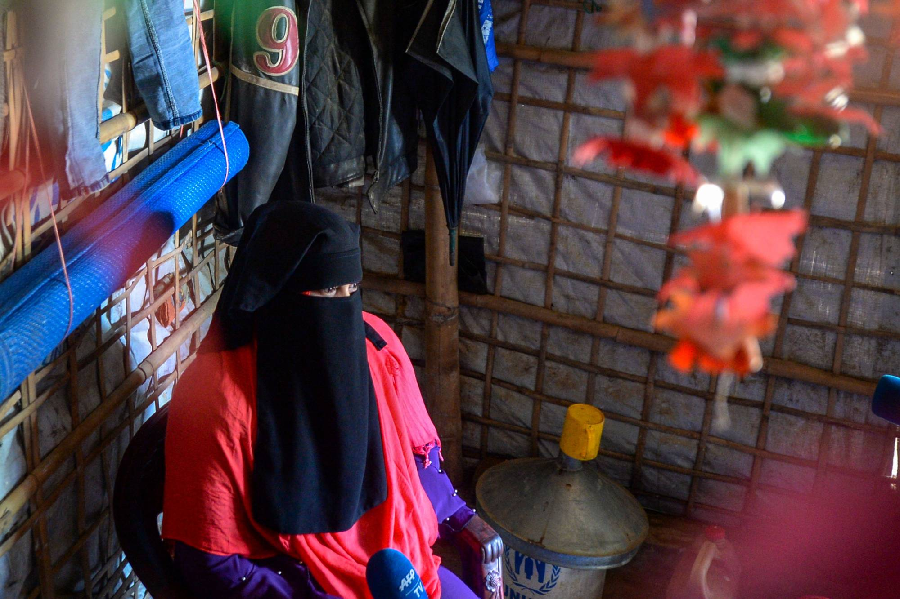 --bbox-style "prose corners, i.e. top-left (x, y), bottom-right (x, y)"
top-left (400, 0), bottom-right (494, 262)
top-left (214, 0), bottom-right (493, 248)
top-left (122, 0), bottom-right (203, 129)
top-left (215, 0), bottom-right (417, 243)
top-left (19, 0), bottom-right (201, 198)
